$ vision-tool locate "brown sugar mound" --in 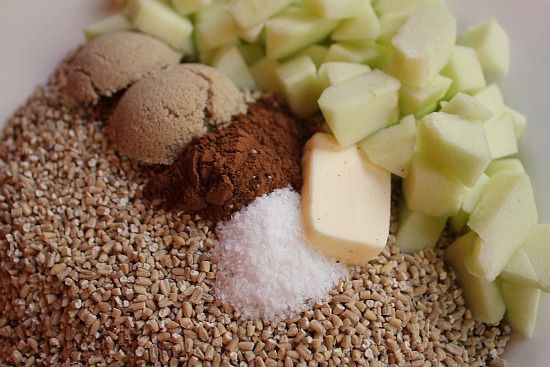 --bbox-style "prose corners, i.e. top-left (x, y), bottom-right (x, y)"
top-left (108, 63), bottom-right (246, 165)
top-left (65, 30), bottom-right (182, 105)
top-left (144, 95), bottom-right (310, 222)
